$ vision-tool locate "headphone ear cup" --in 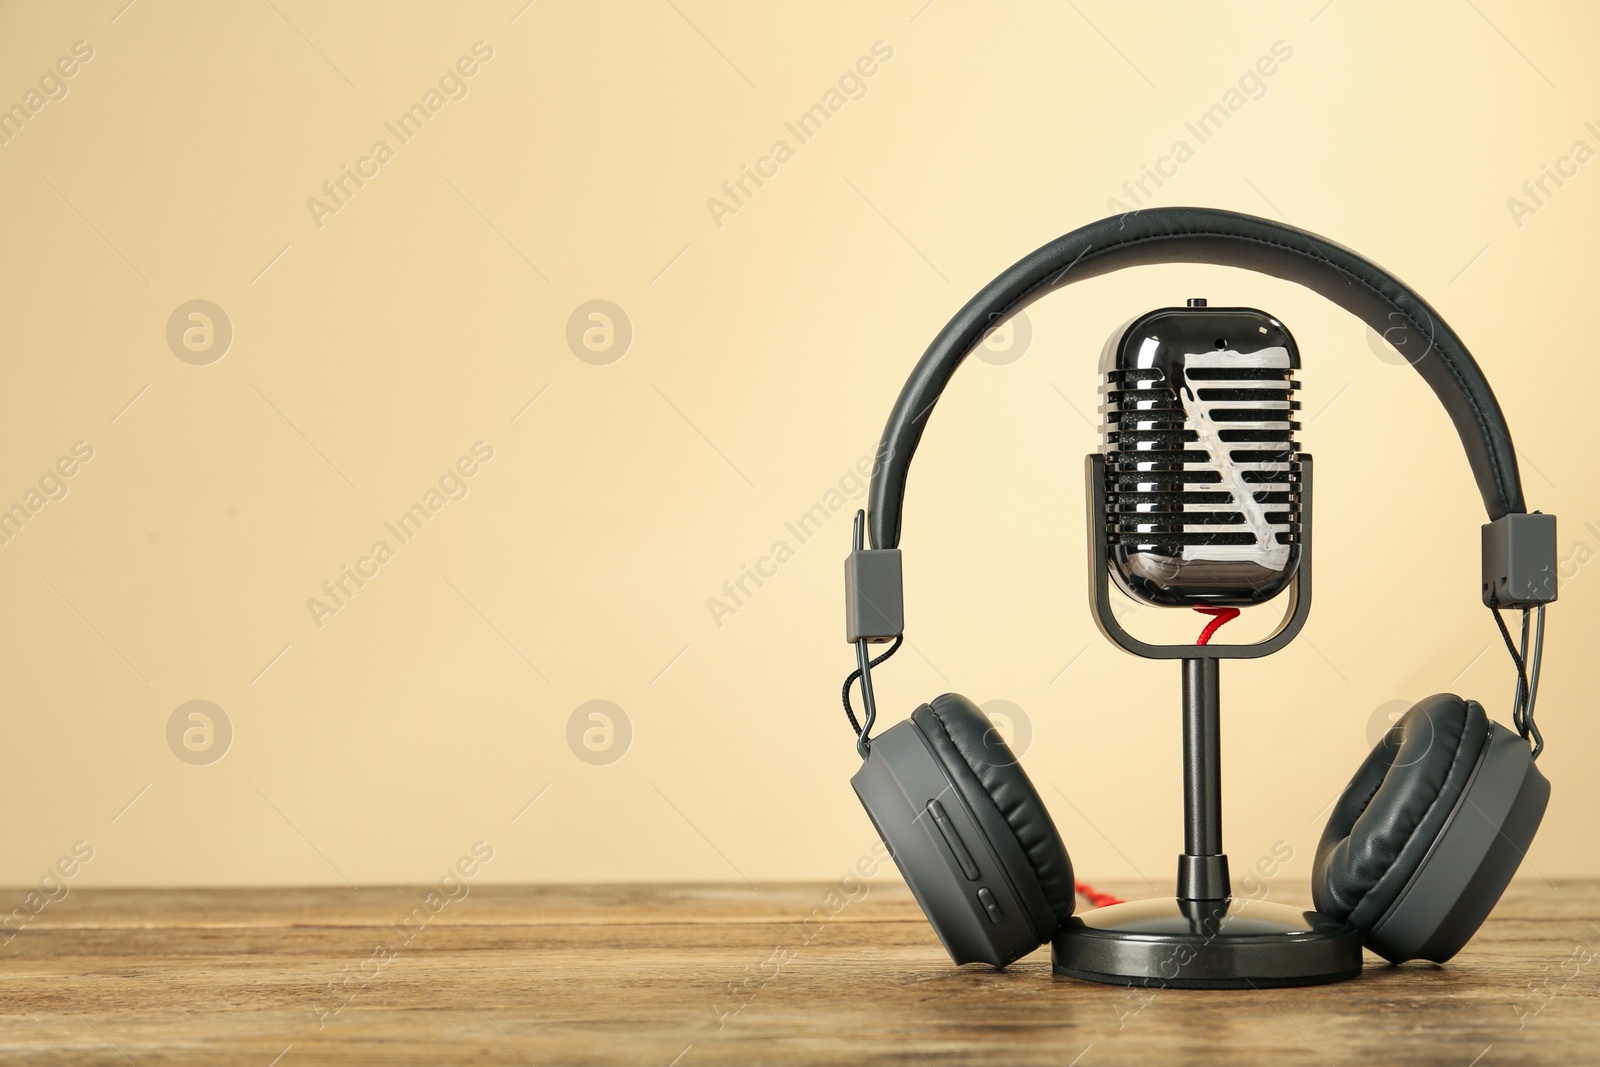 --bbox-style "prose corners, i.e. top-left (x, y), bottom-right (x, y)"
top-left (1313, 694), bottom-right (1549, 963)
top-left (1315, 695), bottom-right (1488, 931)
top-left (911, 695), bottom-right (1076, 940)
